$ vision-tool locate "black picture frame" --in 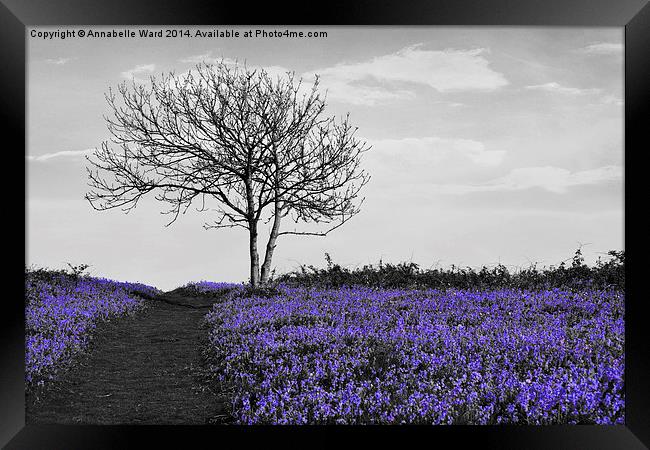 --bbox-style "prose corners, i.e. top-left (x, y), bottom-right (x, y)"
top-left (2, 0), bottom-right (648, 447)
